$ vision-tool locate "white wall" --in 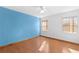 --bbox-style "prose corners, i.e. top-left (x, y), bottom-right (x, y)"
top-left (41, 9), bottom-right (79, 44)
